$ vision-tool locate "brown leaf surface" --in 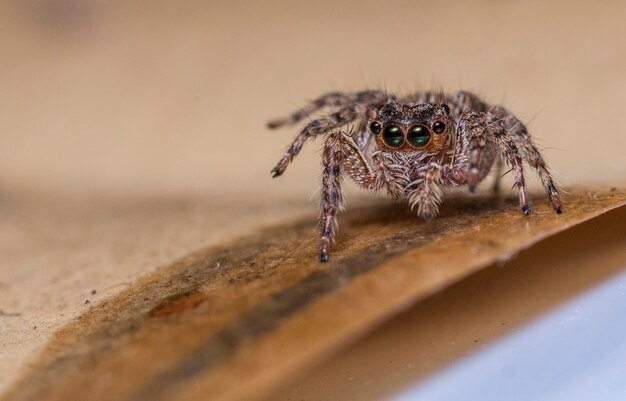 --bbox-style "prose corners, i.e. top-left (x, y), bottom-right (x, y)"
top-left (3, 188), bottom-right (625, 401)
